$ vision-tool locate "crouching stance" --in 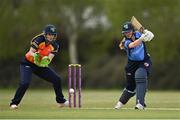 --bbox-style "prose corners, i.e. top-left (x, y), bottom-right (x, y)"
top-left (10, 24), bottom-right (68, 109)
top-left (115, 22), bottom-right (154, 110)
